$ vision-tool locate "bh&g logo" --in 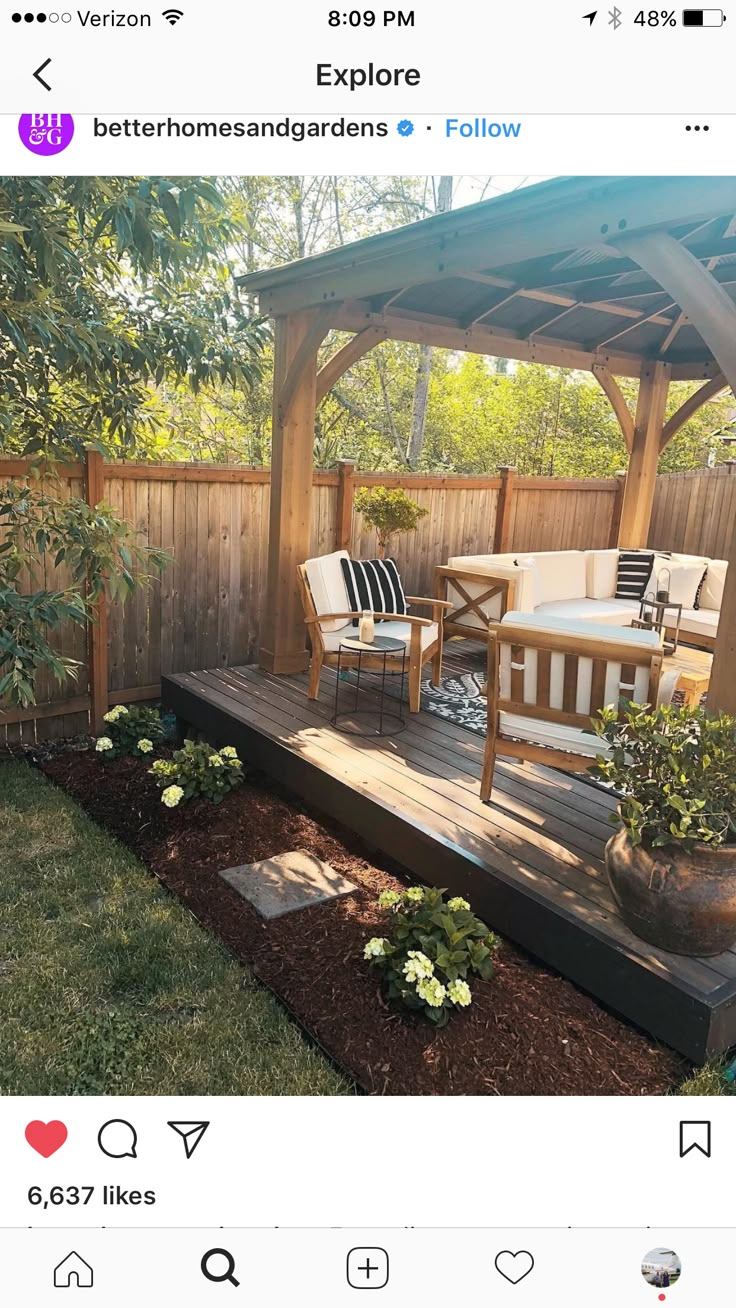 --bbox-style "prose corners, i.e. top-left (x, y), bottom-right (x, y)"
top-left (18, 113), bottom-right (75, 155)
